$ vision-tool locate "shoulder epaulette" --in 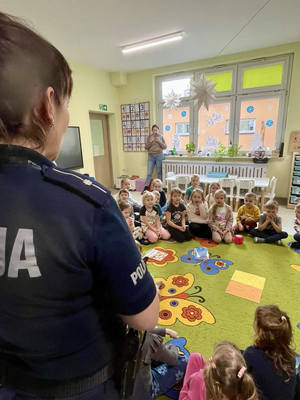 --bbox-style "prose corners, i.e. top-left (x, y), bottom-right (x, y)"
top-left (41, 166), bottom-right (109, 207)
